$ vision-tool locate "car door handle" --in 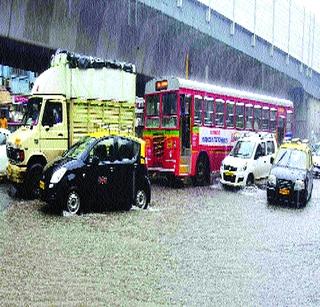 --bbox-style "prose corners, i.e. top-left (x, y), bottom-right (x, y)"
top-left (58, 133), bottom-right (63, 137)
